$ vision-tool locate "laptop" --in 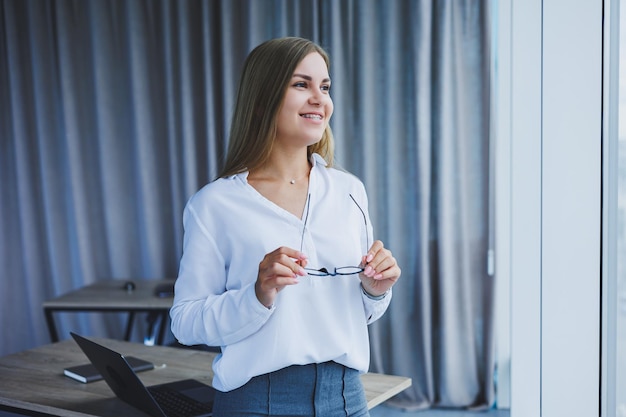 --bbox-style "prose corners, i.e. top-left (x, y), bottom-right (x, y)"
top-left (70, 332), bottom-right (215, 417)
